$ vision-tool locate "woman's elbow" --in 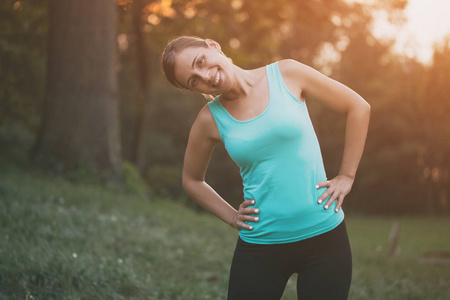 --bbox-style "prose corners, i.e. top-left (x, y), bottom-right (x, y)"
top-left (363, 101), bottom-right (371, 118)
top-left (181, 174), bottom-right (201, 193)
top-left (181, 175), bottom-right (191, 193)
top-left (363, 100), bottom-right (371, 112)
top-left (352, 99), bottom-right (371, 116)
